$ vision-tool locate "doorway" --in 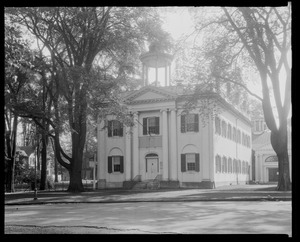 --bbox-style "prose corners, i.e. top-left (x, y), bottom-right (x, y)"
top-left (146, 153), bottom-right (159, 179)
top-left (268, 168), bottom-right (278, 182)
